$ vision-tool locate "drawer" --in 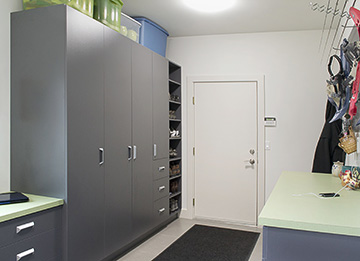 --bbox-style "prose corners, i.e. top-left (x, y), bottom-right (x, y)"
top-left (153, 177), bottom-right (169, 201)
top-left (0, 228), bottom-right (62, 261)
top-left (0, 206), bottom-right (62, 248)
top-left (153, 197), bottom-right (169, 223)
top-left (153, 159), bottom-right (168, 181)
